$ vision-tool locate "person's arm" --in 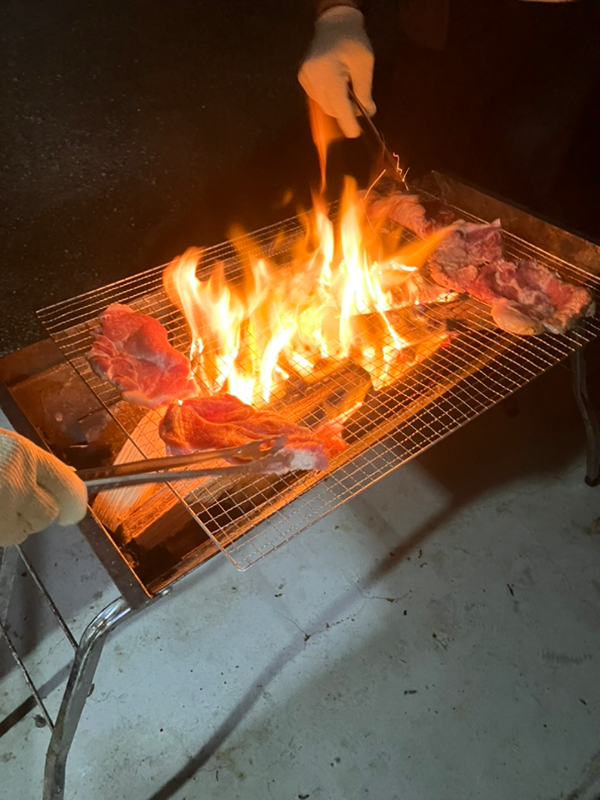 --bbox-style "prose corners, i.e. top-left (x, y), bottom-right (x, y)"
top-left (315, 0), bottom-right (363, 14)
top-left (0, 429), bottom-right (88, 546)
top-left (298, 2), bottom-right (375, 138)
